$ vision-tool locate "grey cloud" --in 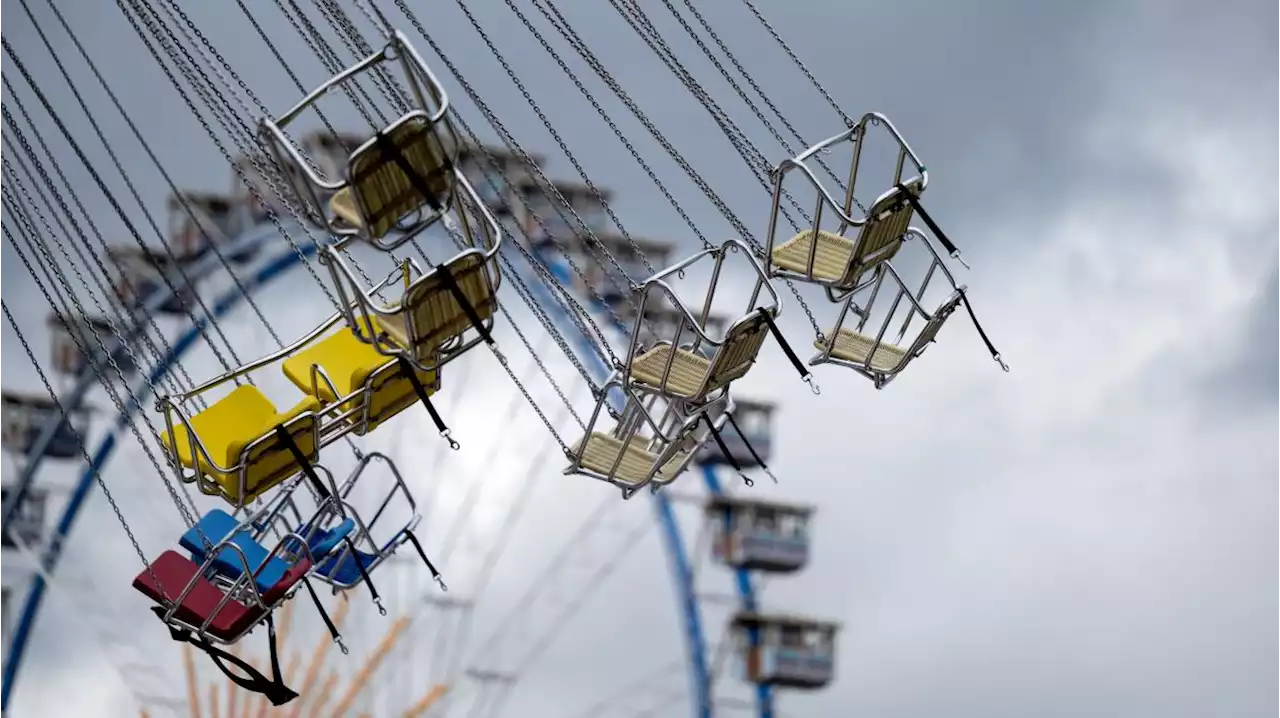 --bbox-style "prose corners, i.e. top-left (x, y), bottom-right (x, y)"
top-left (3, 0), bottom-right (1278, 717)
